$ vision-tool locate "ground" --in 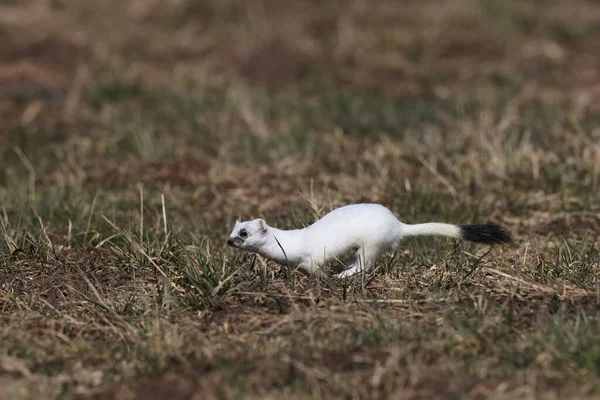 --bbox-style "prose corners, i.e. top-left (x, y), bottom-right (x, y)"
top-left (1, 0), bottom-right (600, 399)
